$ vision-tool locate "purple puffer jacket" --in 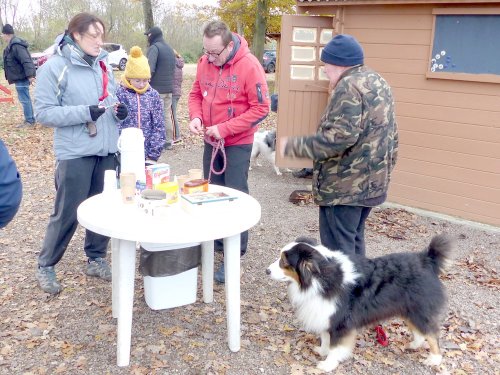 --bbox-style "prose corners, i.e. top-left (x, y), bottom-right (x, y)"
top-left (116, 85), bottom-right (166, 161)
top-left (173, 56), bottom-right (184, 97)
